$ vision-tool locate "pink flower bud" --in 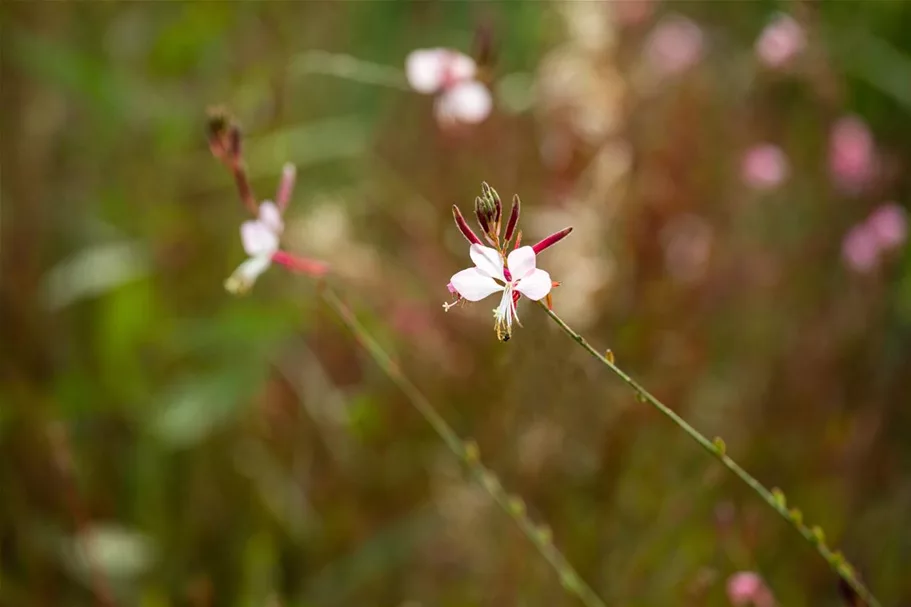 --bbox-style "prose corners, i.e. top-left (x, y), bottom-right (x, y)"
top-left (452, 205), bottom-right (482, 245)
top-left (532, 227), bottom-right (573, 255)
